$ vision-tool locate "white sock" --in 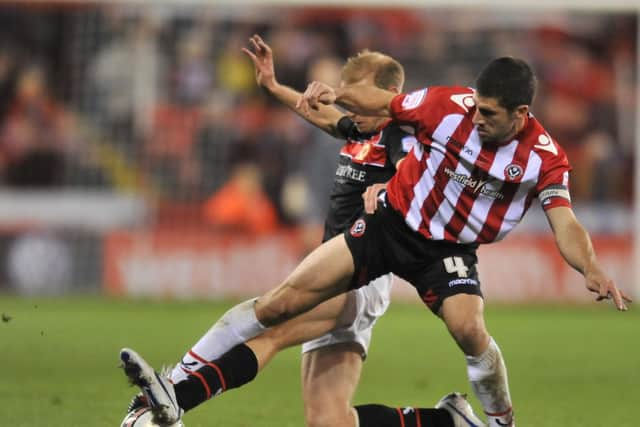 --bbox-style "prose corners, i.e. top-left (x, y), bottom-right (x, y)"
top-left (170, 298), bottom-right (266, 382)
top-left (466, 337), bottom-right (514, 426)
